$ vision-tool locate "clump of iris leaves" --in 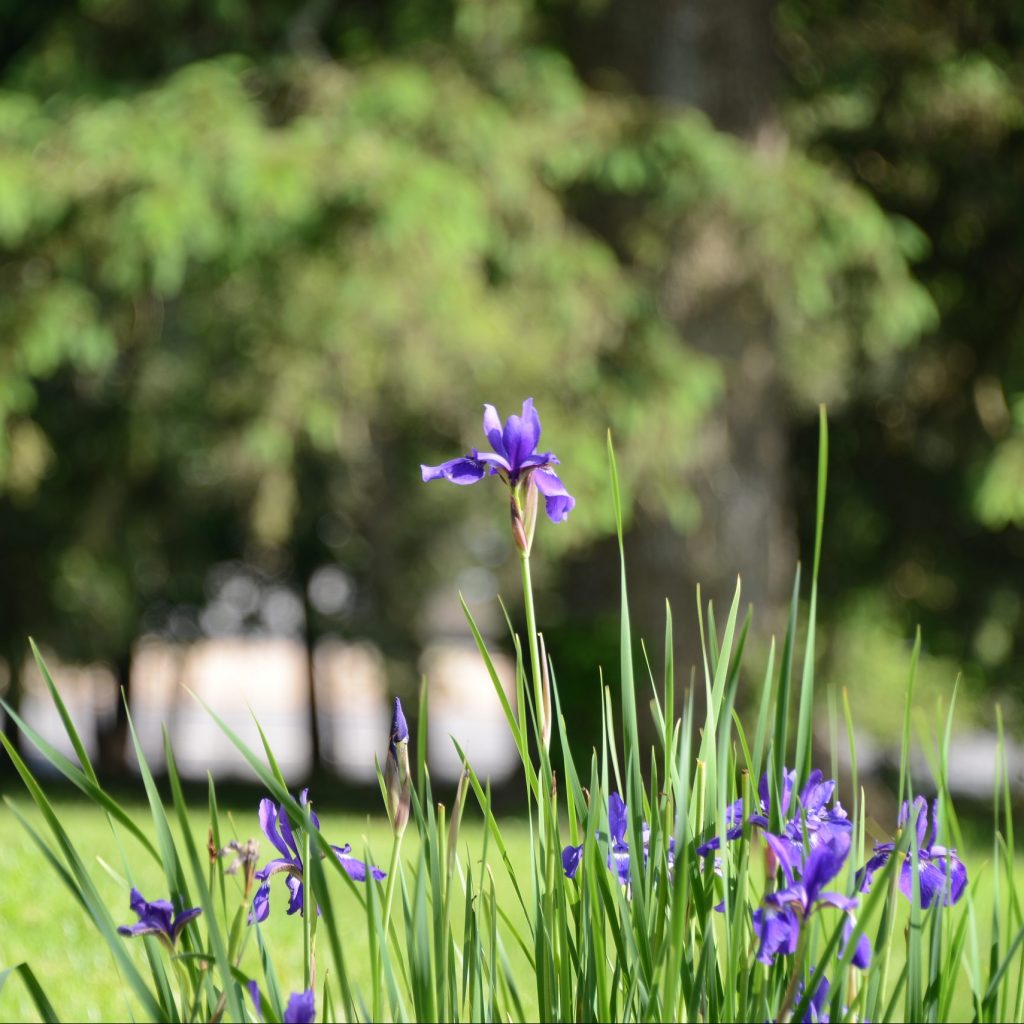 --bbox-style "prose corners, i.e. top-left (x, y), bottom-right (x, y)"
top-left (1, 404), bottom-right (1021, 1024)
